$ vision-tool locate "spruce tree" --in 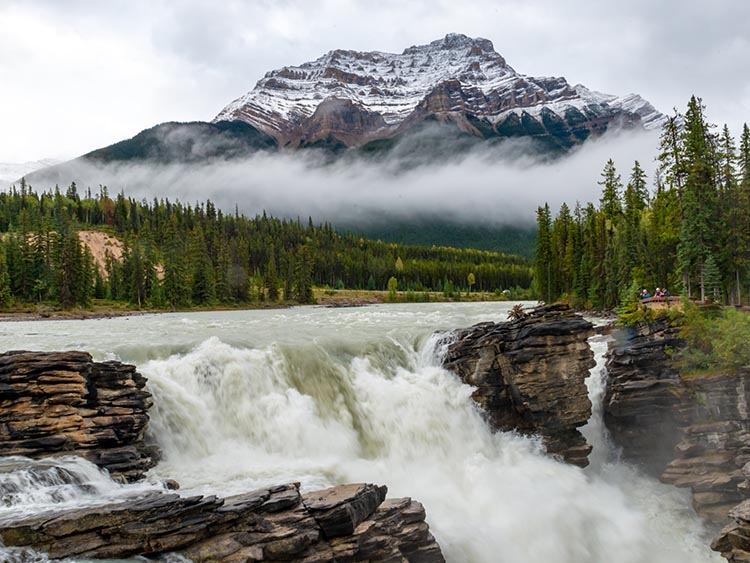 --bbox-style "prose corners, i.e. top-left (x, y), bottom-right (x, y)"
top-left (677, 96), bottom-right (719, 301)
top-left (535, 204), bottom-right (552, 302)
top-left (0, 243), bottom-right (12, 307)
top-left (265, 250), bottom-right (279, 302)
top-left (599, 159), bottom-right (623, 222)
